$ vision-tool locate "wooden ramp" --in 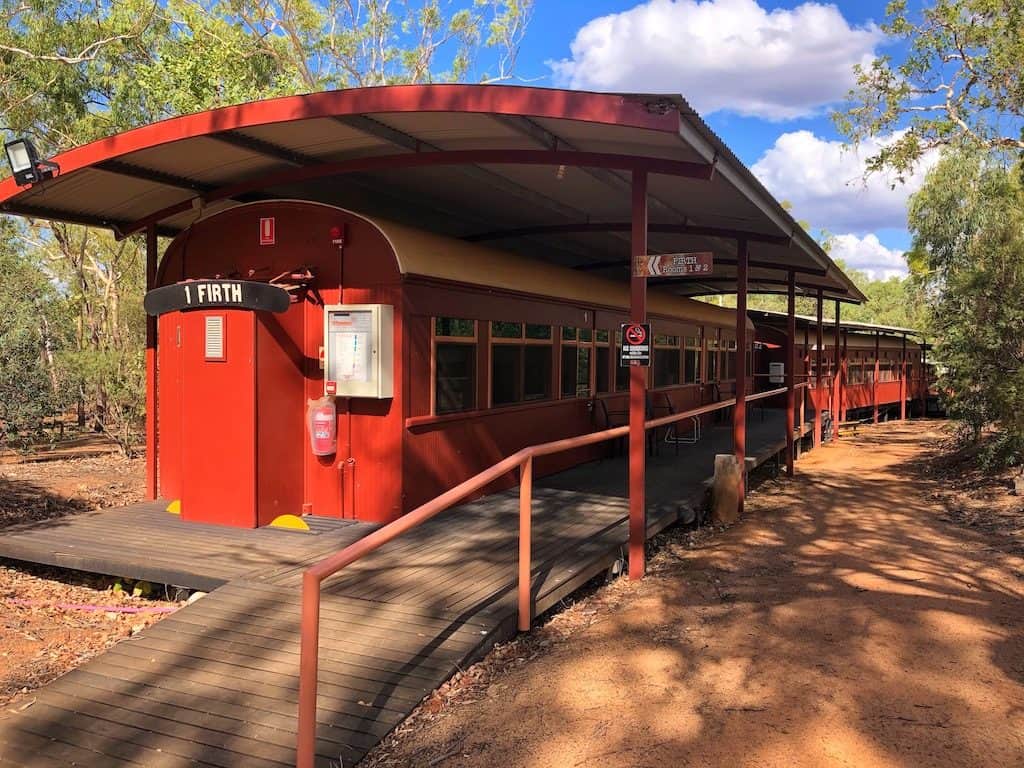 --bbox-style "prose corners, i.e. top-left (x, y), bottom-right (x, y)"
top-left (0, 411), bottom-right (803, 767)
